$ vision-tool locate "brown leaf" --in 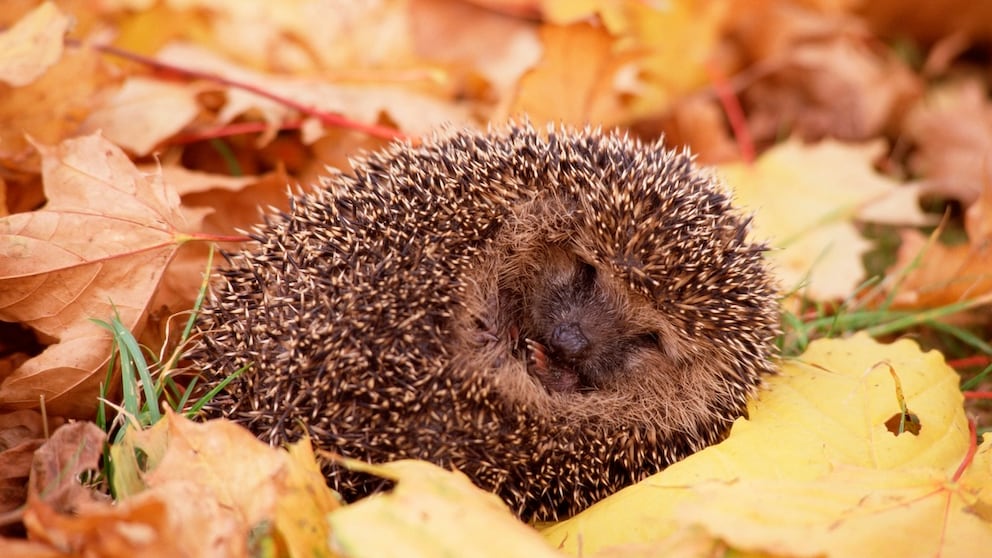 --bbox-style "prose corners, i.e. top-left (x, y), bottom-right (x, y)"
top-left (904, 77), bottom-right (992, 205)
top-left (410, 0), bottom-right (541, 101)
top-left (0, 410), bottom-right (65, 518)
top-left (888, 180), bottom-right (992, 308)
top-left (24, 483), bottom-right (244, 558)
top-left (744, 34), bottom-right (921, 143)
top-left (27, 422), bottom-right (106, 513)
top-left (156, 43), bottom-right (473, 142)
top-left (0, 134), bottom-right (198, 417)
top-left (0, 45), bottom-right (115, 175)
top-left (23, 417), bottom-right (246, 556)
